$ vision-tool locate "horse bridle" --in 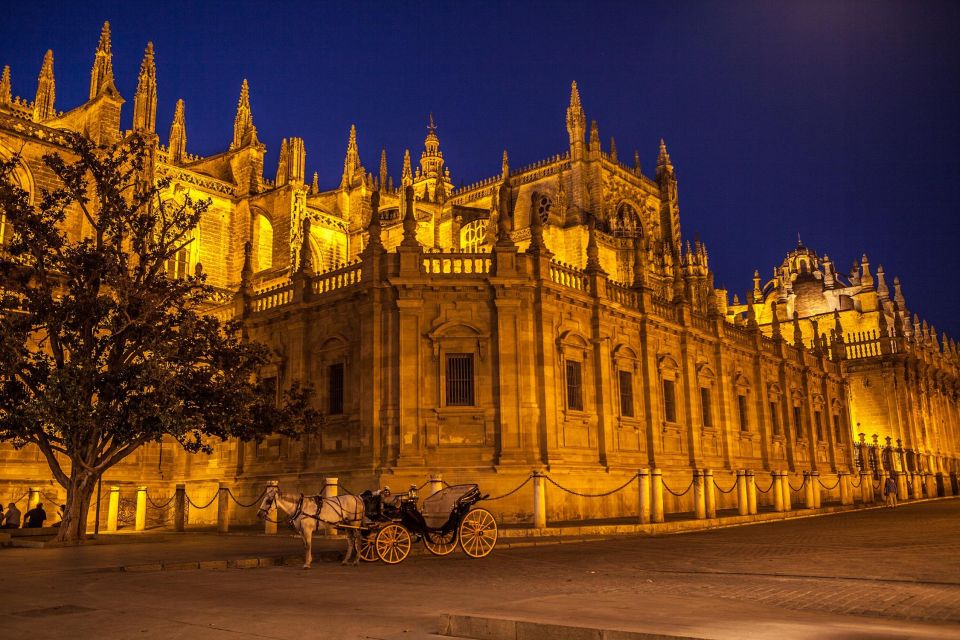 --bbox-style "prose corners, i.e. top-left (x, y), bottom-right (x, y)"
top-left (257, 488), bottom-right (357, 527)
